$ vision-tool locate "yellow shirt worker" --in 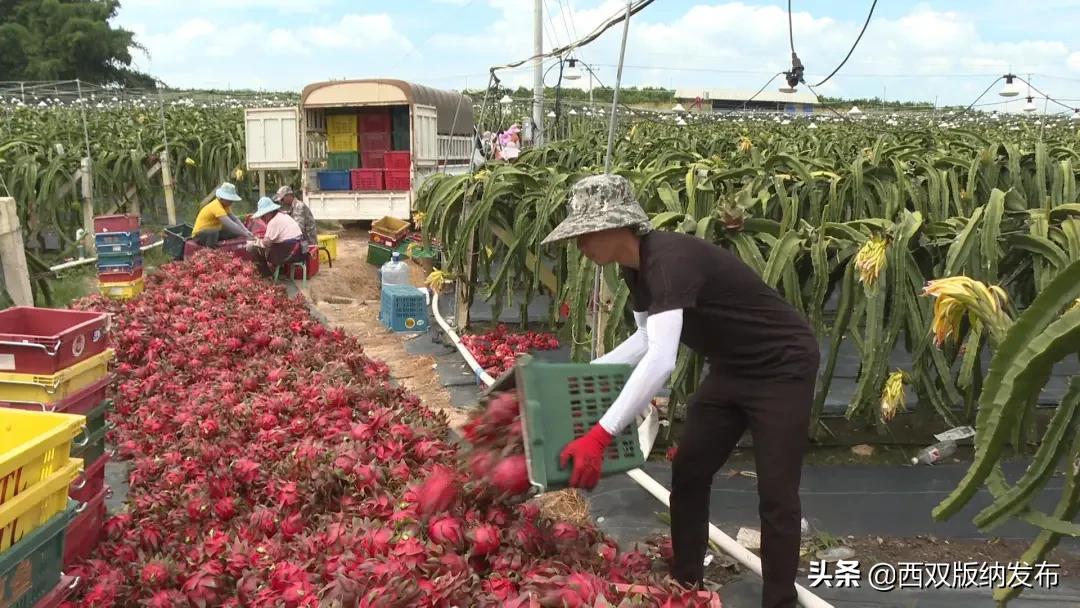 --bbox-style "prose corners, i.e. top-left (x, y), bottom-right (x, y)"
top-left (193, 182), bottom-right (254, 247)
